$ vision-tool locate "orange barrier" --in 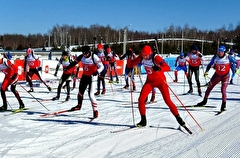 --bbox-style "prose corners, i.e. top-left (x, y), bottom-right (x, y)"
top-left (15, 59), bottom-right (25, 81)
top-left (106, 60), bottom-right (124, 77)
top-left (13, 59), bottom-right (126, 81)
top-left (14, 59), bottom-right (42, 81)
